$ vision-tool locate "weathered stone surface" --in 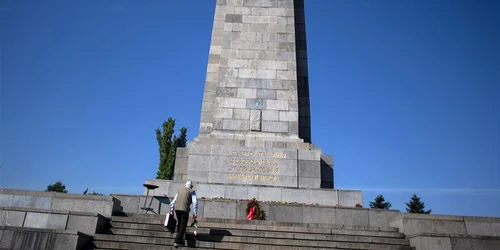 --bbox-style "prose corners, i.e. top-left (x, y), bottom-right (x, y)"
top-left (336, 208), bottom-right (369, 226)
top-left (338, 190), bottom-right (363, 207)
top-left (203, 201), bottom-right (237, 219)
top-left (262, 121), bottom-right (288, 133)
top-left (269, 204), bottom-right (303, 223)
top-left (23, 212), bottom-right (49, 228)
top-left (410, 236), bottom-right (452, 250)
top-left (298, 160), bottom-right (320, 178)
top-left (250, 110), bottom-right (262, 131)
